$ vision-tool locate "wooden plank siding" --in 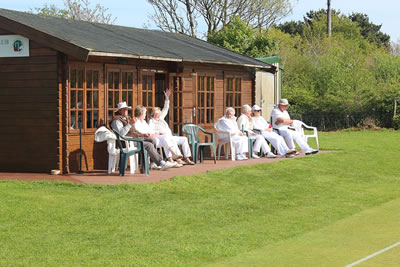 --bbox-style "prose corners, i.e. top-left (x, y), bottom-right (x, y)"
top-left (0, 40), bottom-right (59, 172)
